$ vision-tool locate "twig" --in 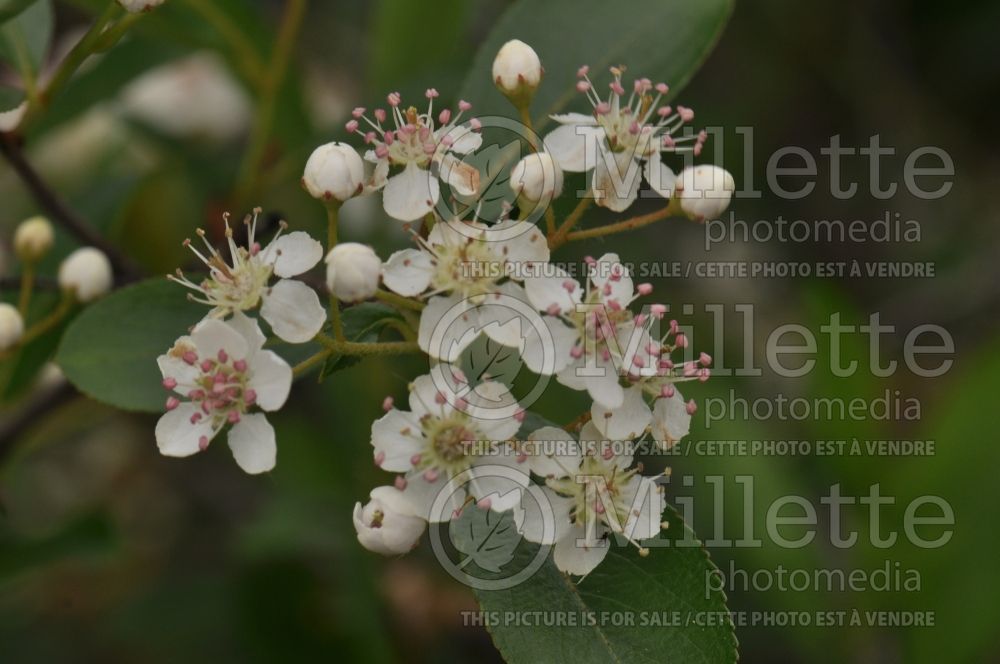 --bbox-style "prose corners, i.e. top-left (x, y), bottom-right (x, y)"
top-left (0, 135), bottom-right (141, 280)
